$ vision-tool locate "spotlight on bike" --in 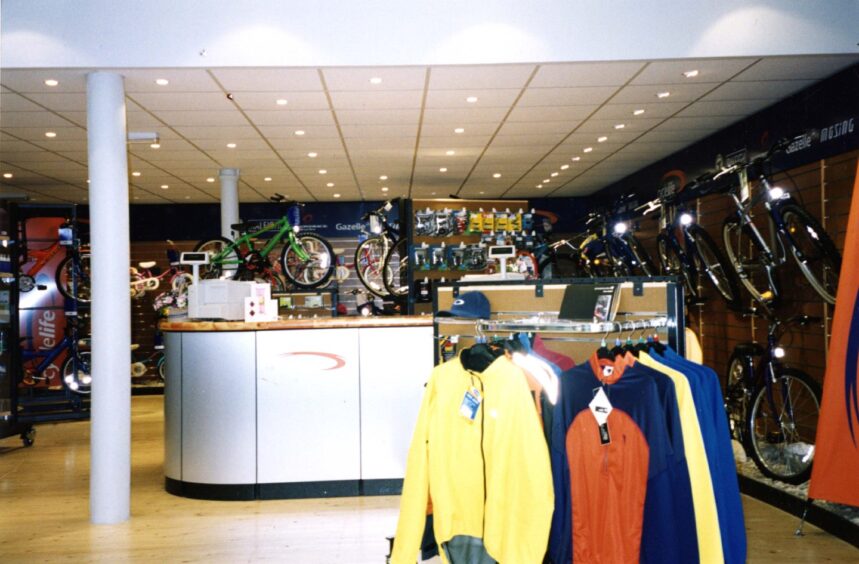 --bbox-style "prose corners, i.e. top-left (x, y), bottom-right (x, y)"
top-left (773, 346), bottom-right (786, 359)
top-left (768, 186), bottom-right (786, 200)
top-left (679, 213), bottom-right (694, 226)
top-left (613, 222), bottom-right (628, 235)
